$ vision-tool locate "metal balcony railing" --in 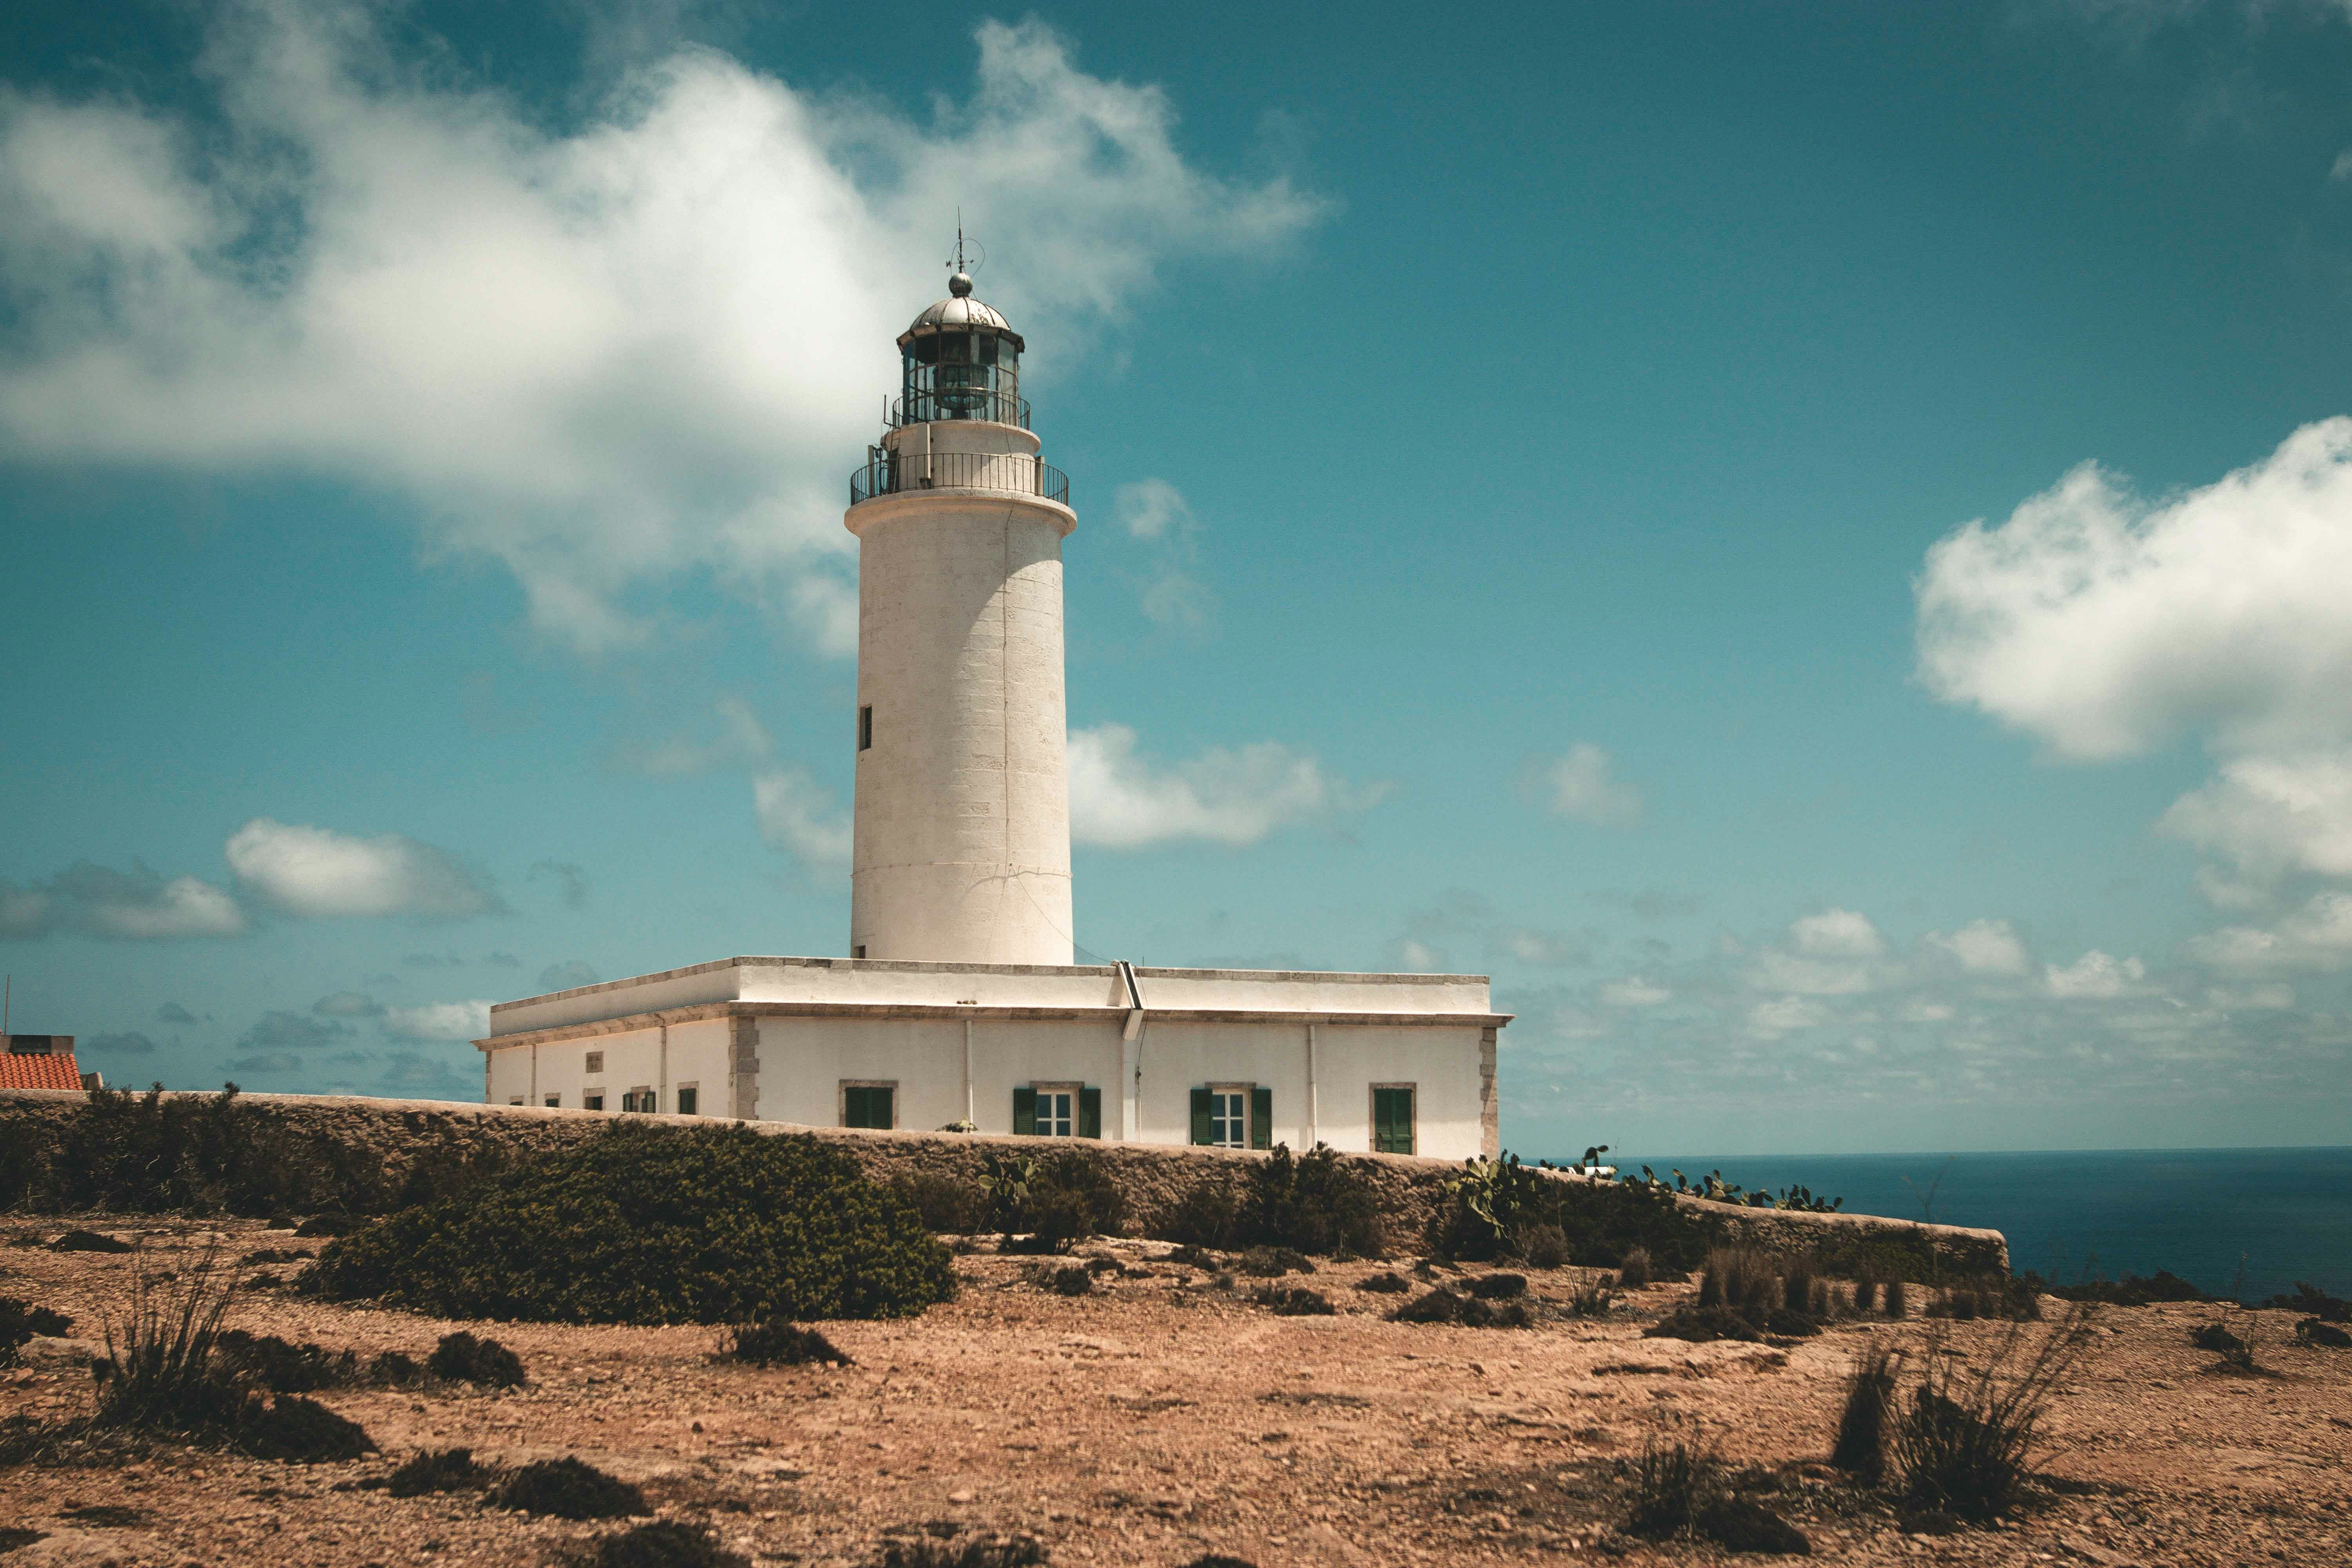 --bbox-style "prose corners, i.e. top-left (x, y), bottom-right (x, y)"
top-left (849, 449), bottom-right (1070, 508)
top-left (889, 387), bottom-right (1031, 428)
